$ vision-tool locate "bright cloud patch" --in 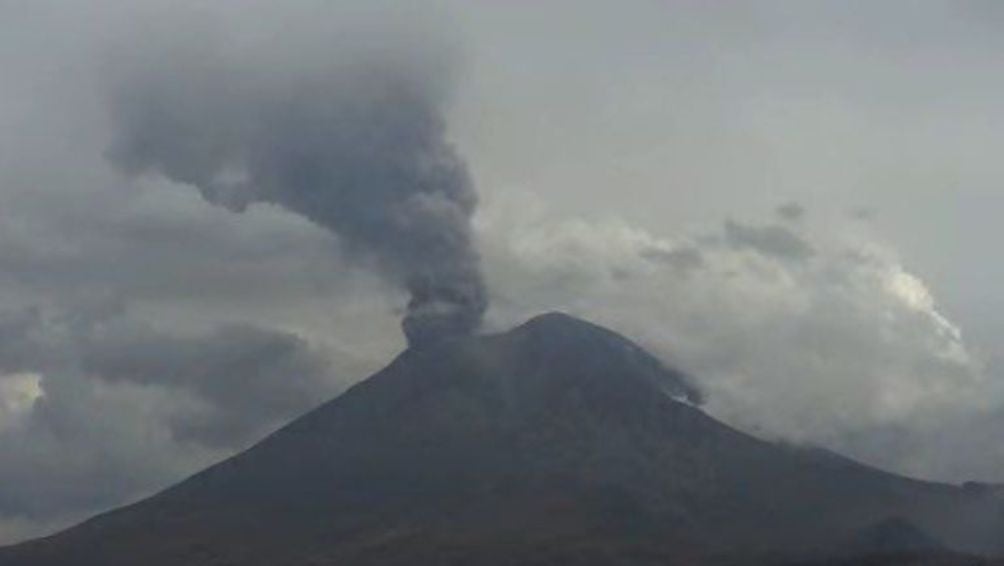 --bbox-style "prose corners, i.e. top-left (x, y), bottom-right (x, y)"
top-left (0, 373), bottom-right (42, 430)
